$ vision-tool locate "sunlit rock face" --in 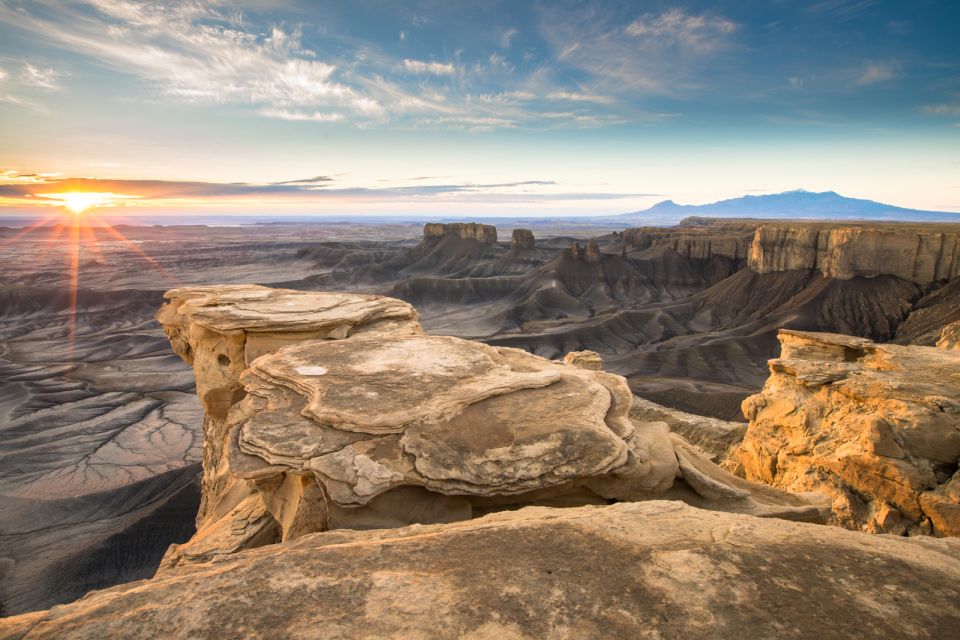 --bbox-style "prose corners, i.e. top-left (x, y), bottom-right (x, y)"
top-left (5, 501), bottom-right (960, 640)
top-left (157, 285), bottom-right (830, 570)
top-left (747, 223), bottom-right (960, 283)
top-left (735, 329), bottom-right (960, 536)
top-left (511, 227), bottom-right (535, 249)
top-left (155, 285), bottom-right (421, 527)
